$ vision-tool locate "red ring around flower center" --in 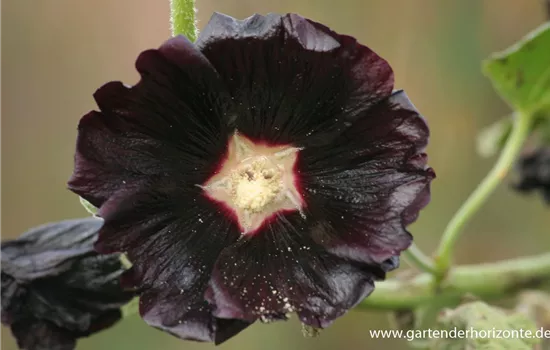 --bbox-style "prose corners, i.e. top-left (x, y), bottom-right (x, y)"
top-left (200, 133), bottom-right (305, 235)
